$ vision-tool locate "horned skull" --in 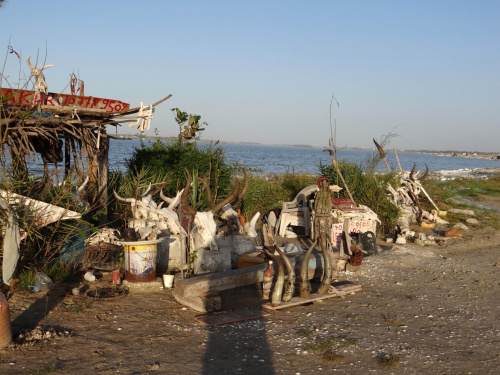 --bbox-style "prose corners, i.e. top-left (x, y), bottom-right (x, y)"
top-left (26, 55), bottom-right (53, 95)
